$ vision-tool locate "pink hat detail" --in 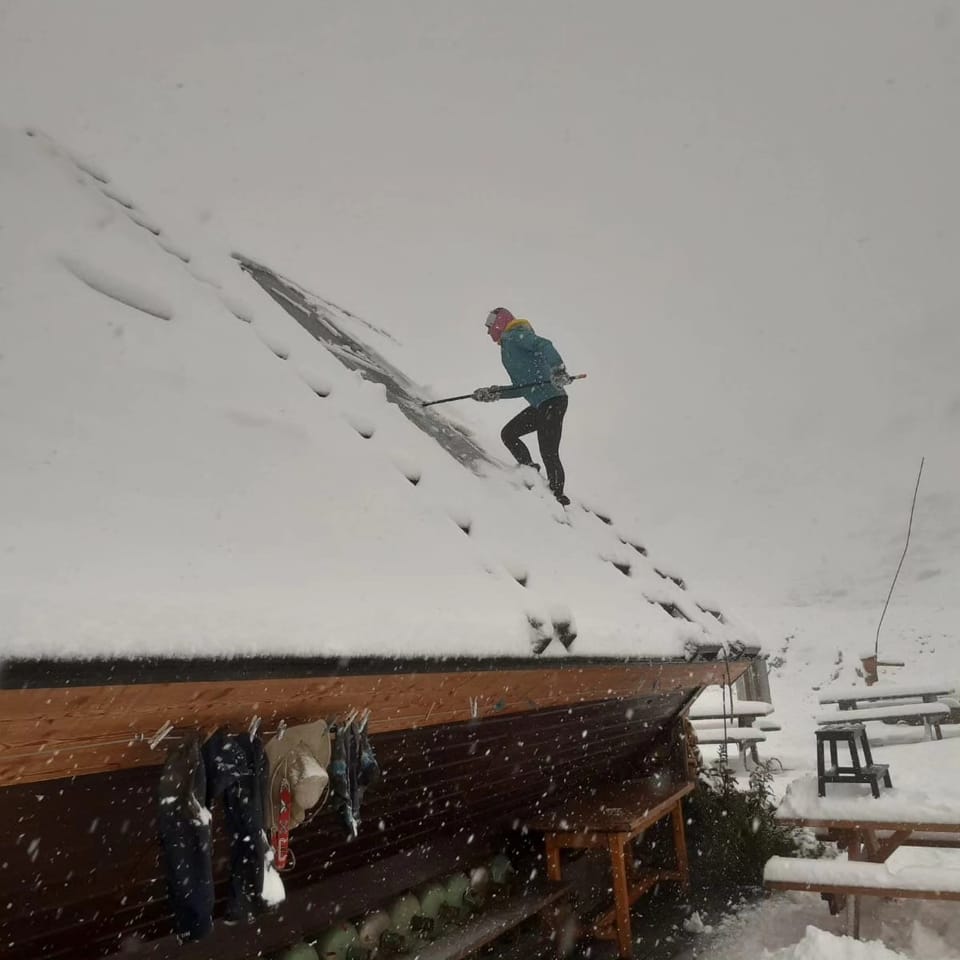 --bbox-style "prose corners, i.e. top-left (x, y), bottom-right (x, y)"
top-left (485, 307), bottom-right (514, 344)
